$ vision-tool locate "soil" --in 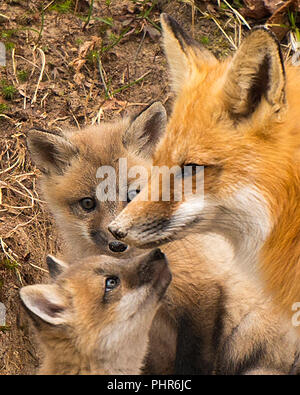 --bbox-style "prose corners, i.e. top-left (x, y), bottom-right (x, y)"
top-left (0, 0), bottom-right (293, 375)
